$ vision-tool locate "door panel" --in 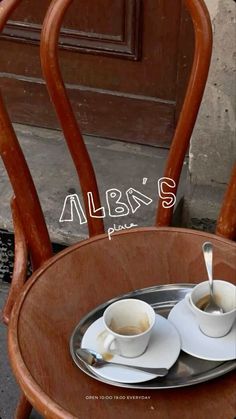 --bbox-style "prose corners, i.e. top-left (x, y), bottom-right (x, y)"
top-left (0, 0), bottom-right (194, 147)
